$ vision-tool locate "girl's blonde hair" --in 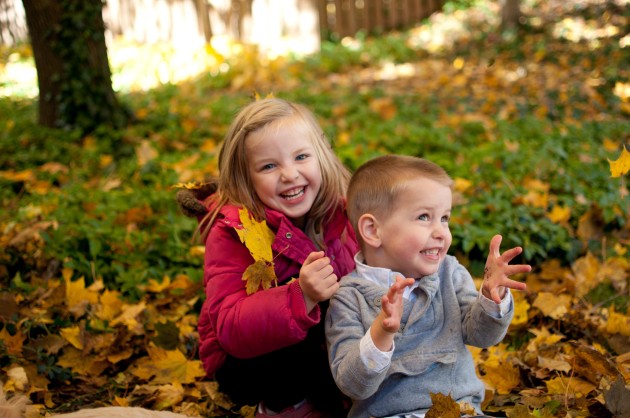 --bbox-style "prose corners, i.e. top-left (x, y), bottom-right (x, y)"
top-left (200, 98), bottom-right (350, 248)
